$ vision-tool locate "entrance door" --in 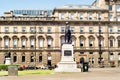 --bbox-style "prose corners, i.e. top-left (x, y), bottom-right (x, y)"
top-left (47, 60), bottom-right (51, 67)
top-left (80, 57), bottom-right (84, 64)
top-left (47, 56), bottom-right (52, 68)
